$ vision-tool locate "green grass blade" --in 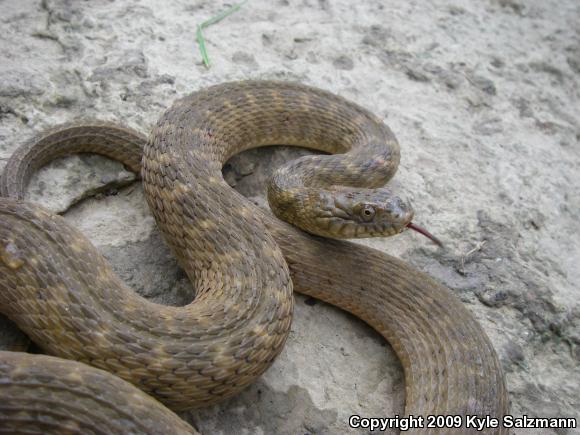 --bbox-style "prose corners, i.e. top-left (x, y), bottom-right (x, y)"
top-left (196, 1), bottom-right (248, 68)
top-left (201, 0), bottom-right (248, 28)
top-left (196, 25), bottom-right (211, 68)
